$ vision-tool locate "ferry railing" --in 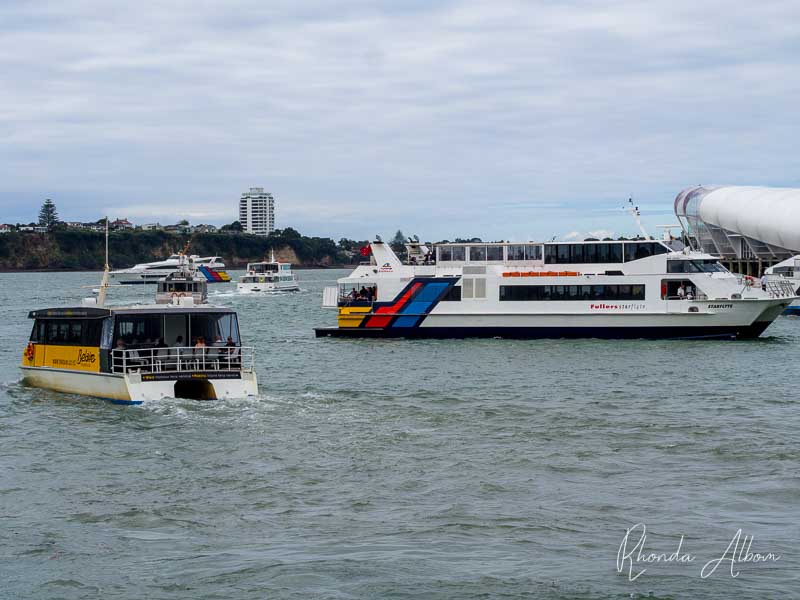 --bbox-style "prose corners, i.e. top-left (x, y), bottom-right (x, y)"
top-left (112, 346), bottom-right (255, 375)
top-left (736, 276), bottom-right (796, 298)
